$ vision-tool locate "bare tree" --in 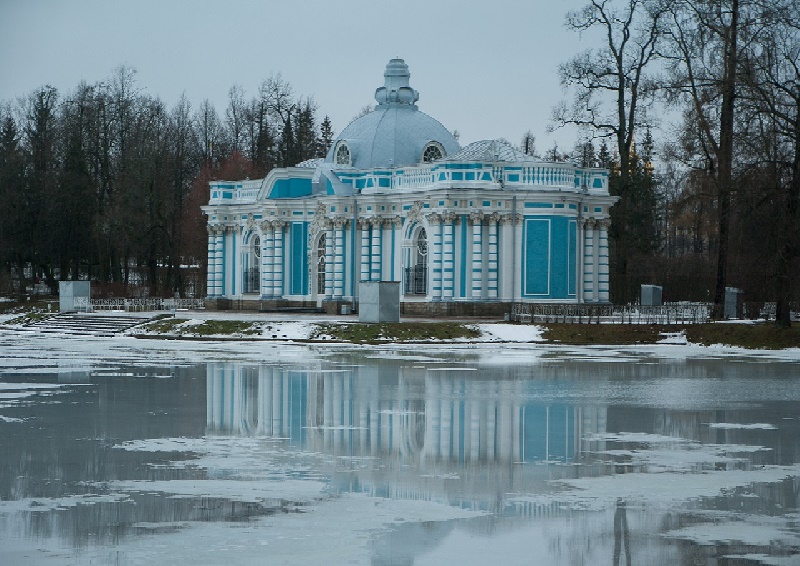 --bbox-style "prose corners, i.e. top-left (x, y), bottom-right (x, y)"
top-left (738, 0), bottom-right (800, 325)
top-left (554, 0), bottom-right (666, 298)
